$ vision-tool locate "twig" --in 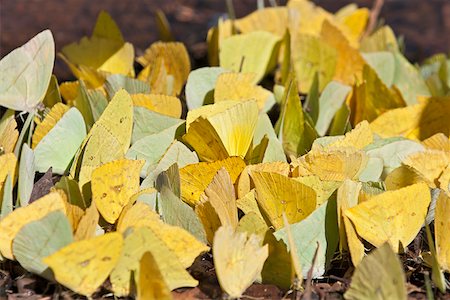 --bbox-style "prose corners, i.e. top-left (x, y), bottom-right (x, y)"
top-left (269, 0), bottom-right (278, 7)
top-left (329, 275), bottom-right (350, 286)
top-left (362, 0), bottom-right (385, 39)
top-left (257, 0), bottom-right (265, 10)
top-left (281, 289), bottom-right (293, 300)
top-left (292, 278), bottom-right (302, 300)
top-left (302, 242), bottom-right (320, 300)
top-left (226, 0), bottom-right (236, 21)
top-left (424, 271), bottom-right (435, 300)
top-left (242, 295), bottom-right (264, 300)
